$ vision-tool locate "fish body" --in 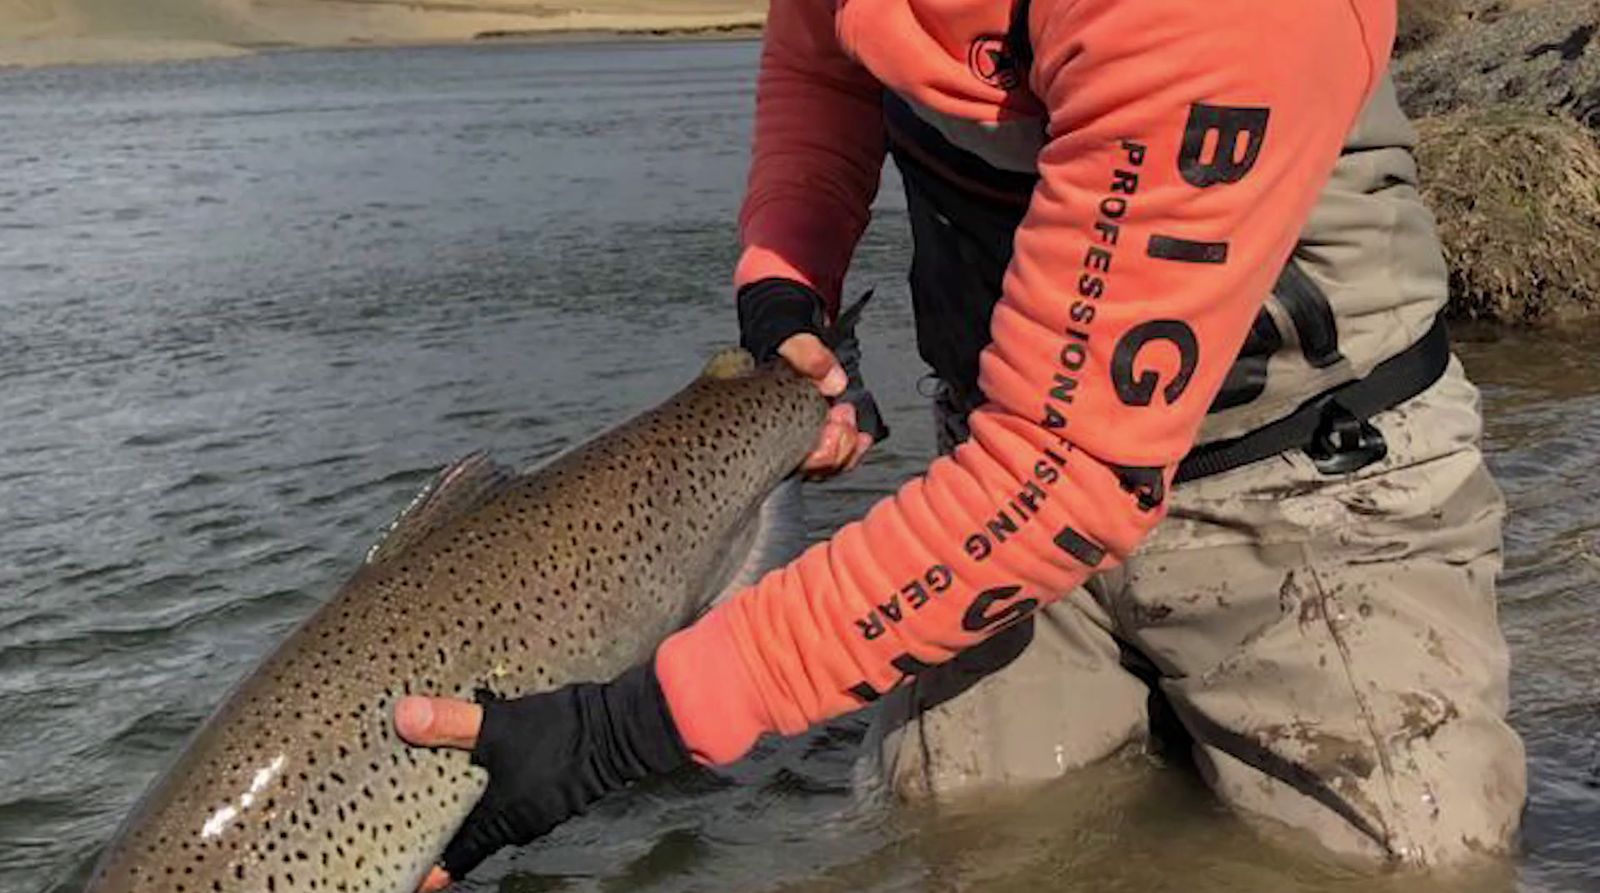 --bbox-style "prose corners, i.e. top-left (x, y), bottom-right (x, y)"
top-left (85, 347), bottom-right (826, 893)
